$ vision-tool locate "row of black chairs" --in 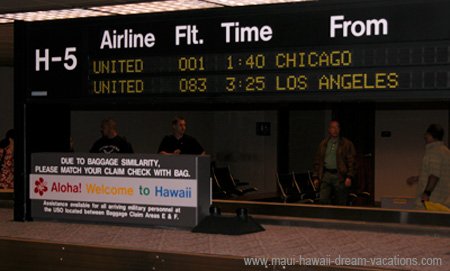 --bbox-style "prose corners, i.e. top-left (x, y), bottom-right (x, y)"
top-left (277, 171), bottom-right (371, 205)
top-left (211, 165), bottom-right (371, 206)
top-left (276, 171), bottom-right (318, 203)
top-left (211, 166), bottom-right (258, 199)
